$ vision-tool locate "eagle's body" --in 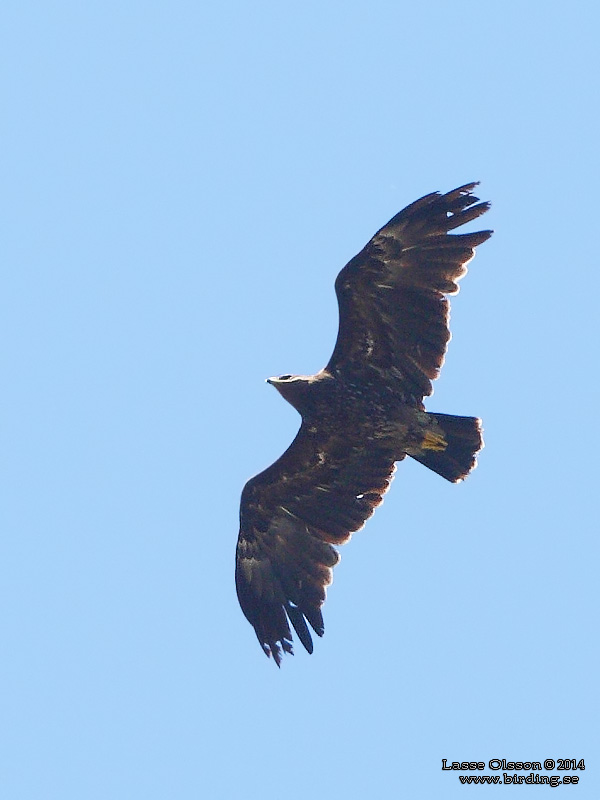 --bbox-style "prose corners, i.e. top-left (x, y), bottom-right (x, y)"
top-left (268, 368), bottom-right (461, 464)
top-left (236, 184), bottom-right (492, 665)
